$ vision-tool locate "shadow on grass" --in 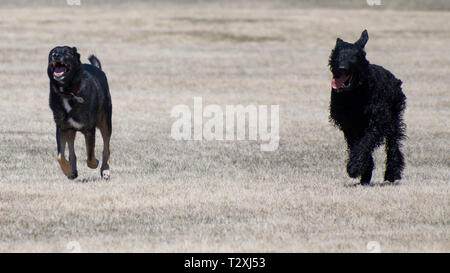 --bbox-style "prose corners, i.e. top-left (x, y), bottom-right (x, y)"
top-left (344, 181), bottom-right (401, 188)
top-left (73, 177), bottom-right (104, 183)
